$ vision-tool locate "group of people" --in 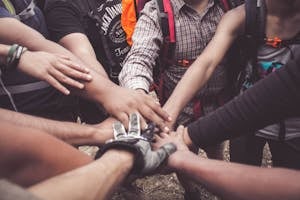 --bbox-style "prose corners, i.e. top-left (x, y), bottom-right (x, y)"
top-left (0, 0), bottom-right (299, 199)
